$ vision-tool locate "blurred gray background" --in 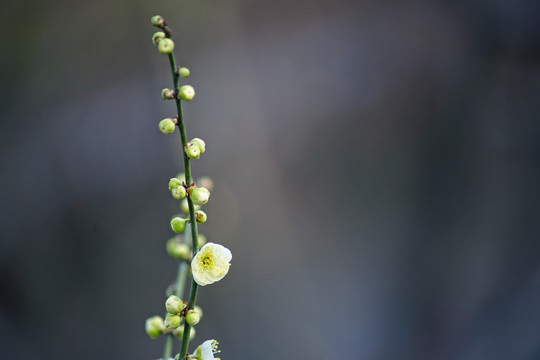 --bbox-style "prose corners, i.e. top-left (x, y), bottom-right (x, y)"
top-left (1, 0), bottom-right (540, 359)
